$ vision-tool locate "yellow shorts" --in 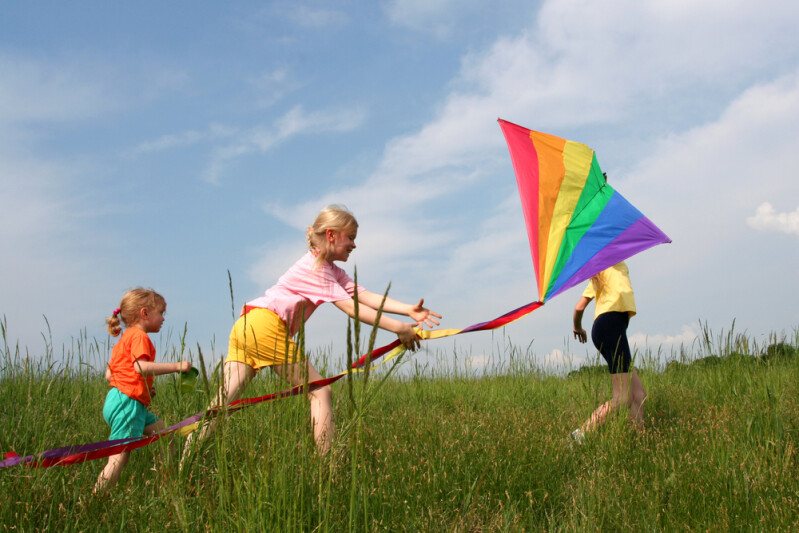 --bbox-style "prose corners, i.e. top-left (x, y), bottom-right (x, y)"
top-left (226, 308), bottom-right (304, 370)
